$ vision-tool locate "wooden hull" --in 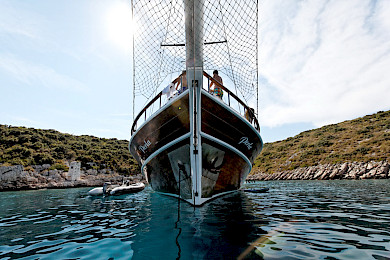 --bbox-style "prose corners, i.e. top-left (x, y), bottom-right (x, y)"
top-left (129, 90), bottom-right (263, 205)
